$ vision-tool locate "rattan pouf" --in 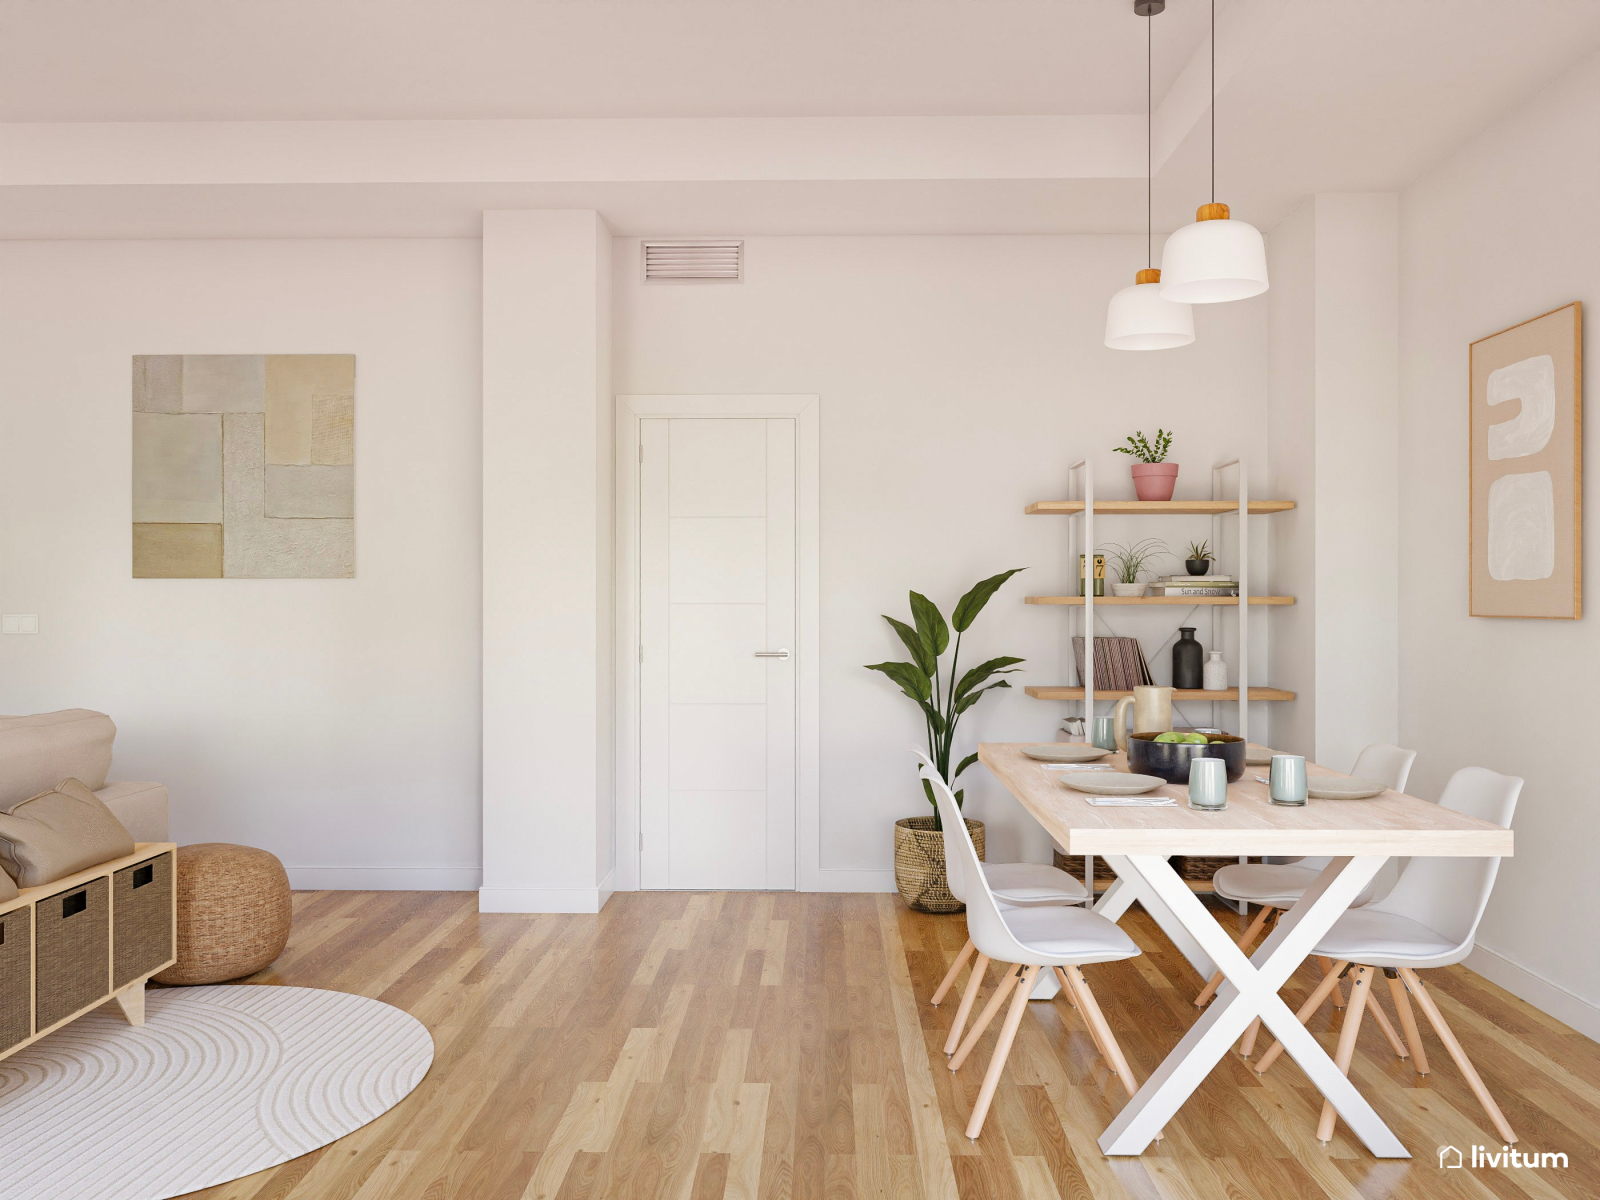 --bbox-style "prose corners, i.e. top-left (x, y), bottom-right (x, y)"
top-left (153, 843), bottom-right (291, 986)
